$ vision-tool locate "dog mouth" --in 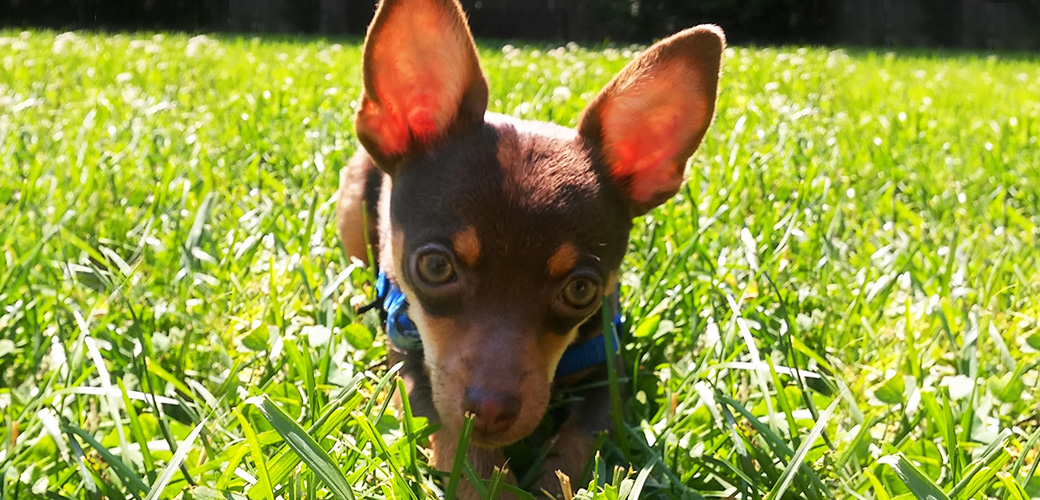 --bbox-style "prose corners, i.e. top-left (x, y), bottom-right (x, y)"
top-left (466, 422), bottom-right (530, 448)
